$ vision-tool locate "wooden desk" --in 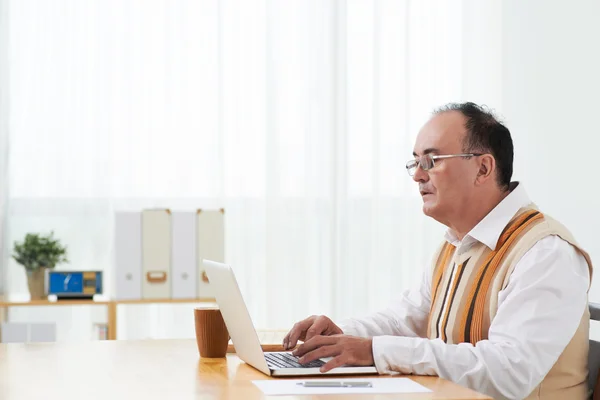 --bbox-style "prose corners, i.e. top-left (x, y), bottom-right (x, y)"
top-left (0, 339), bottom-right (491, 399)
